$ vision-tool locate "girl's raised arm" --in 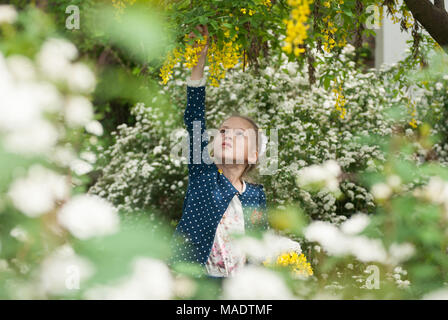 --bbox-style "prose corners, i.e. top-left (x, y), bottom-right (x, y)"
top-left (184, 24), bottom-right (212, 177)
